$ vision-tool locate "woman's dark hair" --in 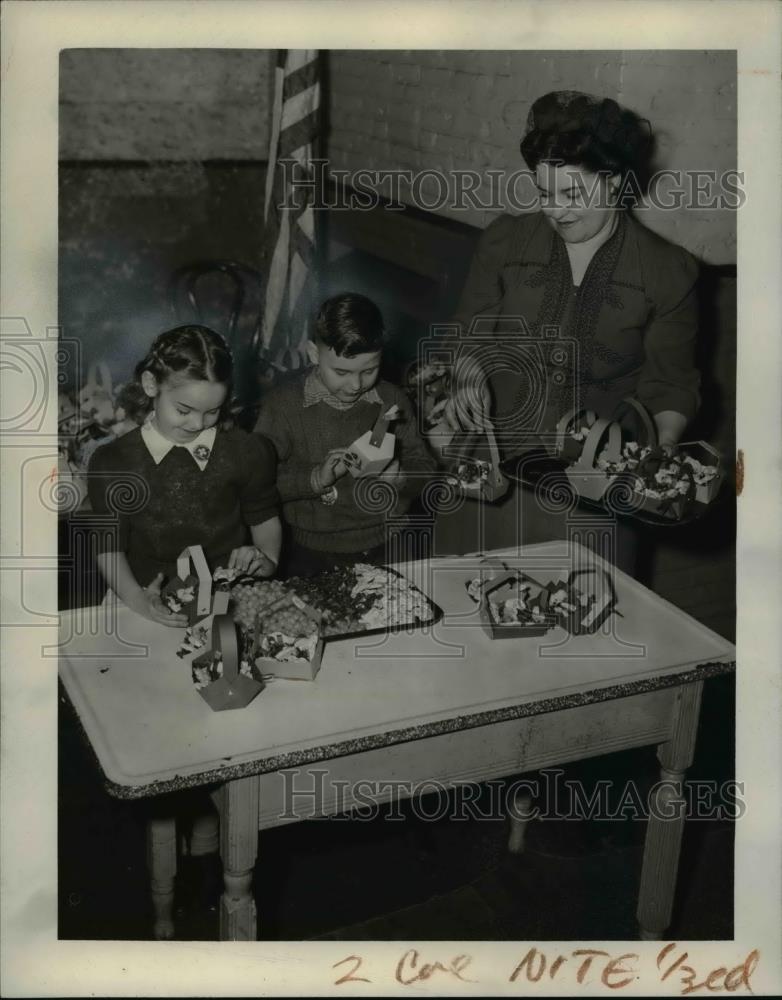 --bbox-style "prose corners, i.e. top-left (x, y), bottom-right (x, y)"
top-left (314, 293), bottom-right (385, 358)
top-left (520, 91), bottom-right (653, 199)
top-left (117, 324), bottom-right (234, 423)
